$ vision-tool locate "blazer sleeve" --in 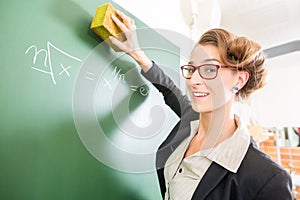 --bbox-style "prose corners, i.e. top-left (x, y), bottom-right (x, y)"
top-left (141, 61), bottom-right (193, 118)
top-left (255, 169), bottom-right (293, 200)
